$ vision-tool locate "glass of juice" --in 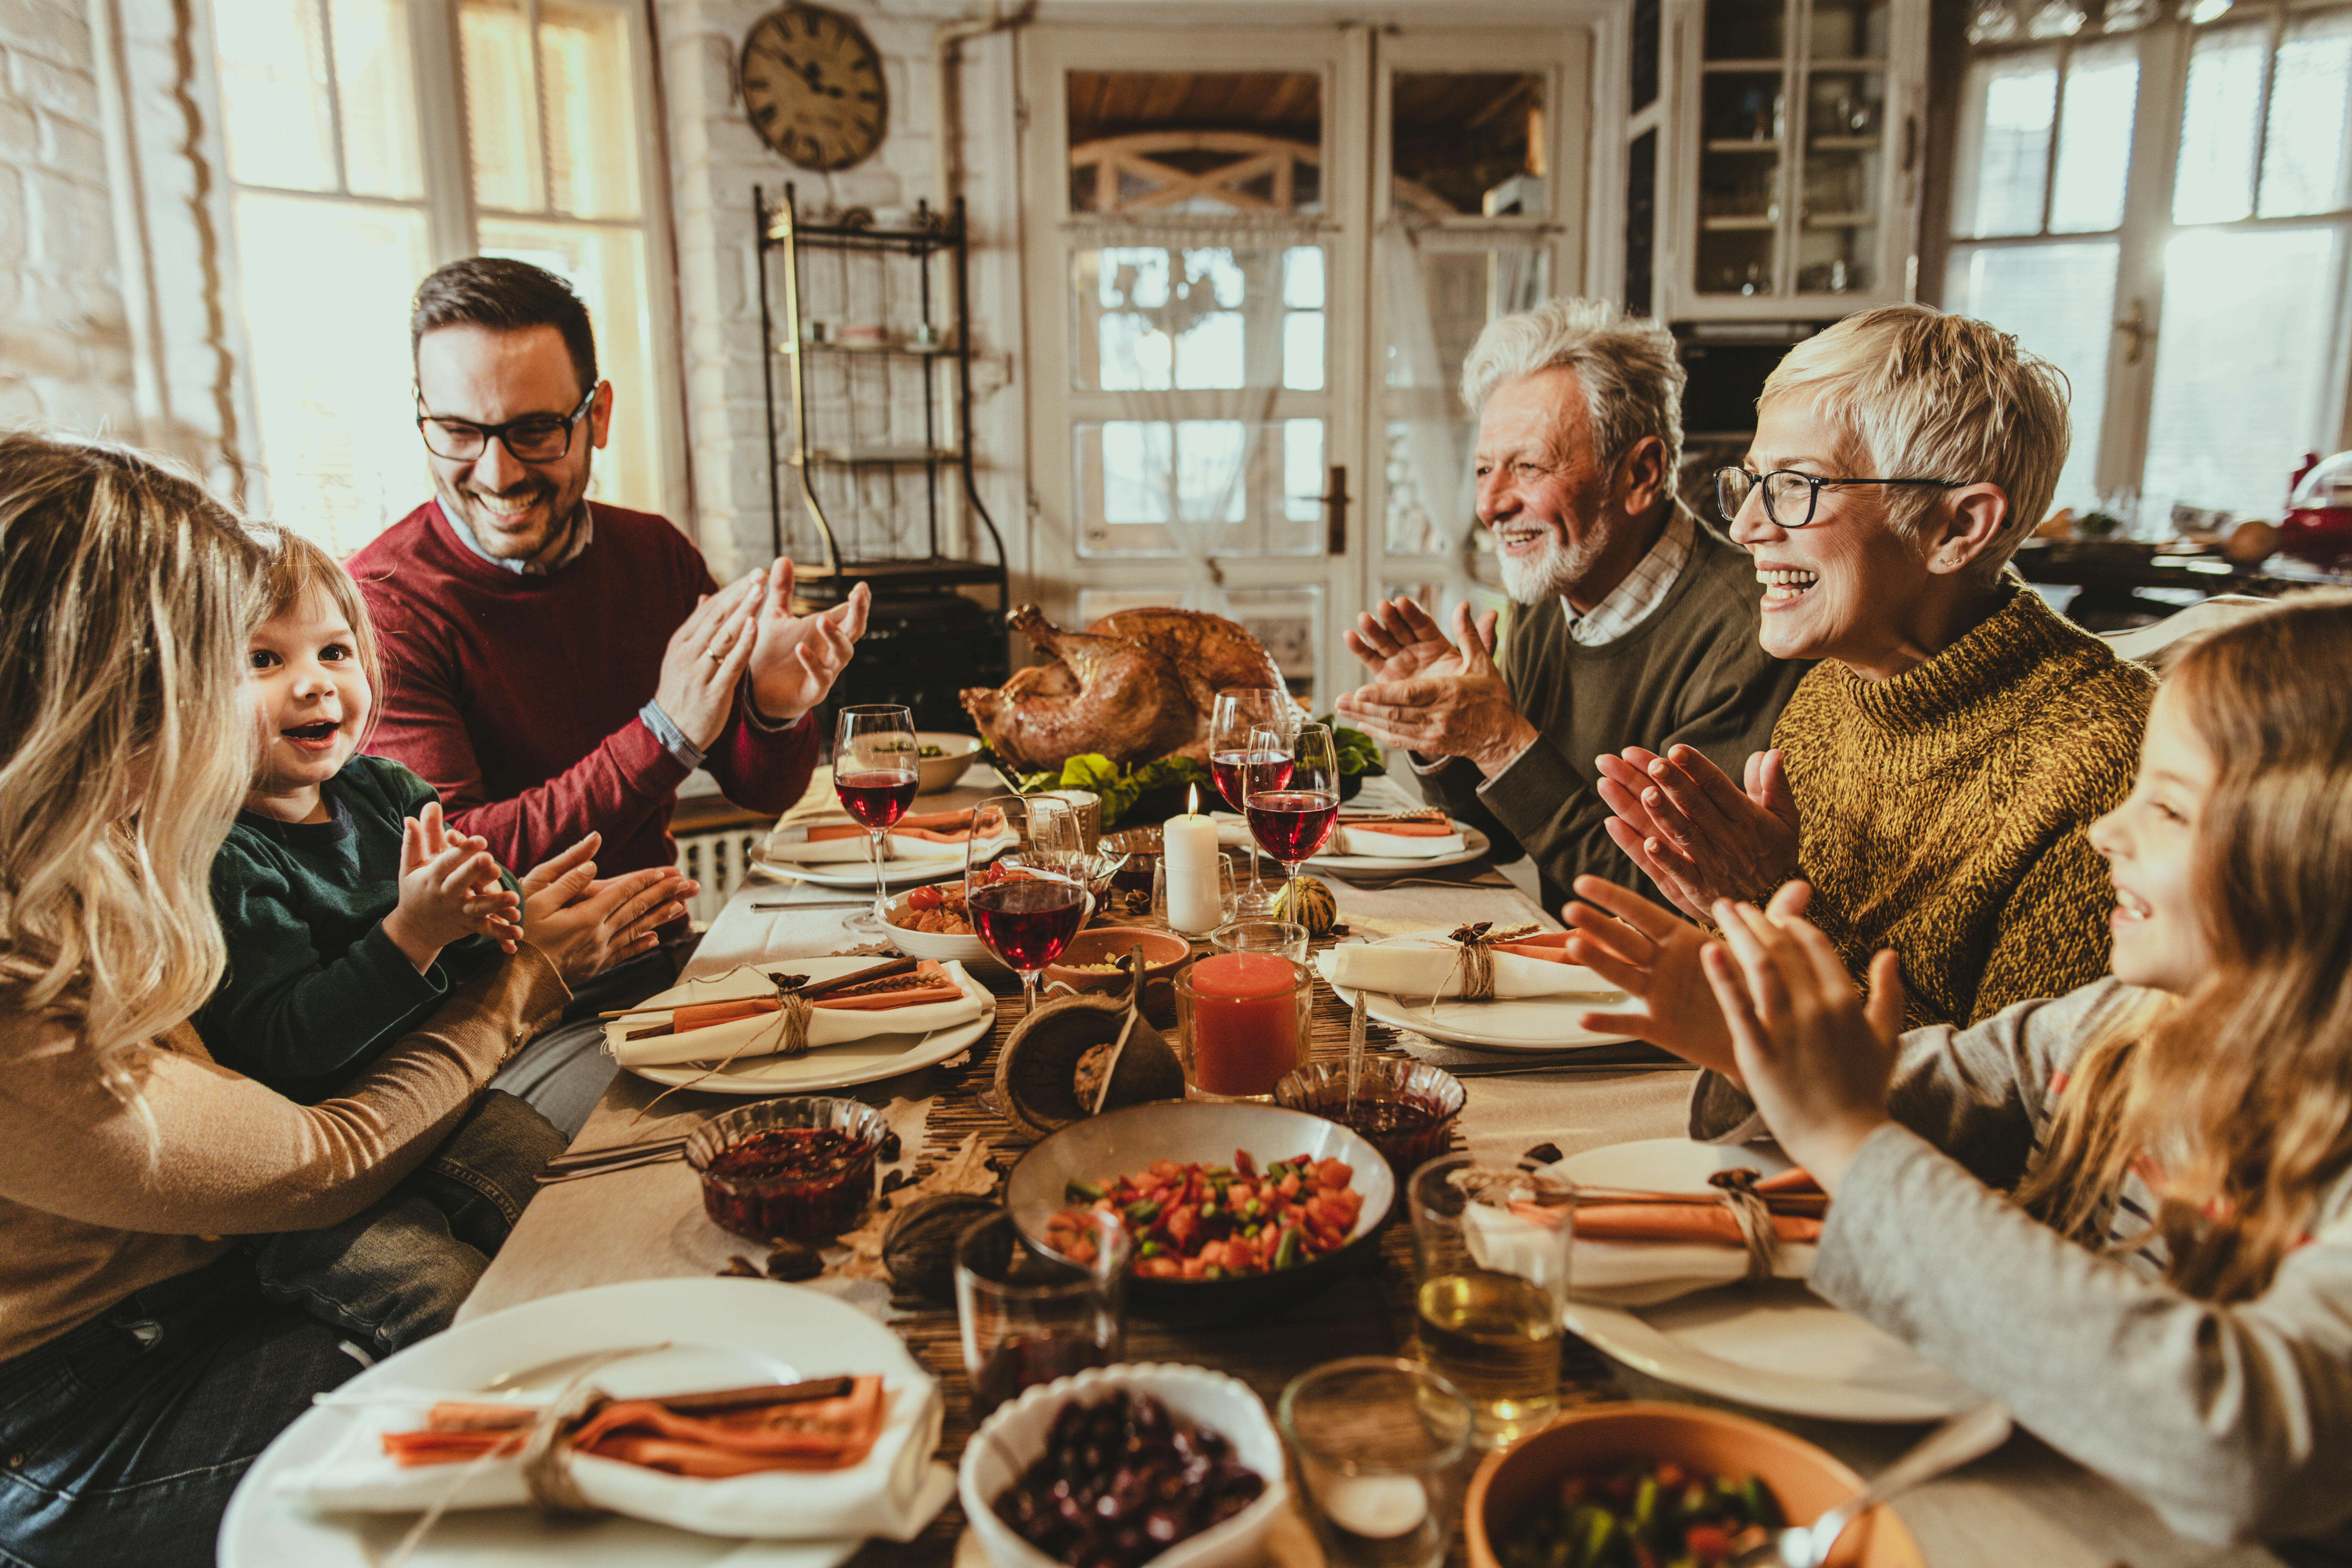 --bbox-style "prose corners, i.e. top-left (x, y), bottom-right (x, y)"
top-left (1174, 950), bottom-right (1313, 1100)
top-left (1278, 1357), bottom-right (1476, 1568)
top-left (1405, 1153), bottom-right (1575, 1448)
top-left (954, 1209), bottom-right (1128, 1419)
